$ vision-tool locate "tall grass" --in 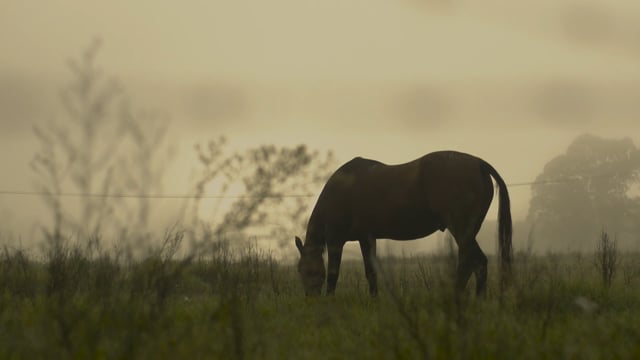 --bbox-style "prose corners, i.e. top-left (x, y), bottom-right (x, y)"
top-left (0, 231), bottom-right (639, 359)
